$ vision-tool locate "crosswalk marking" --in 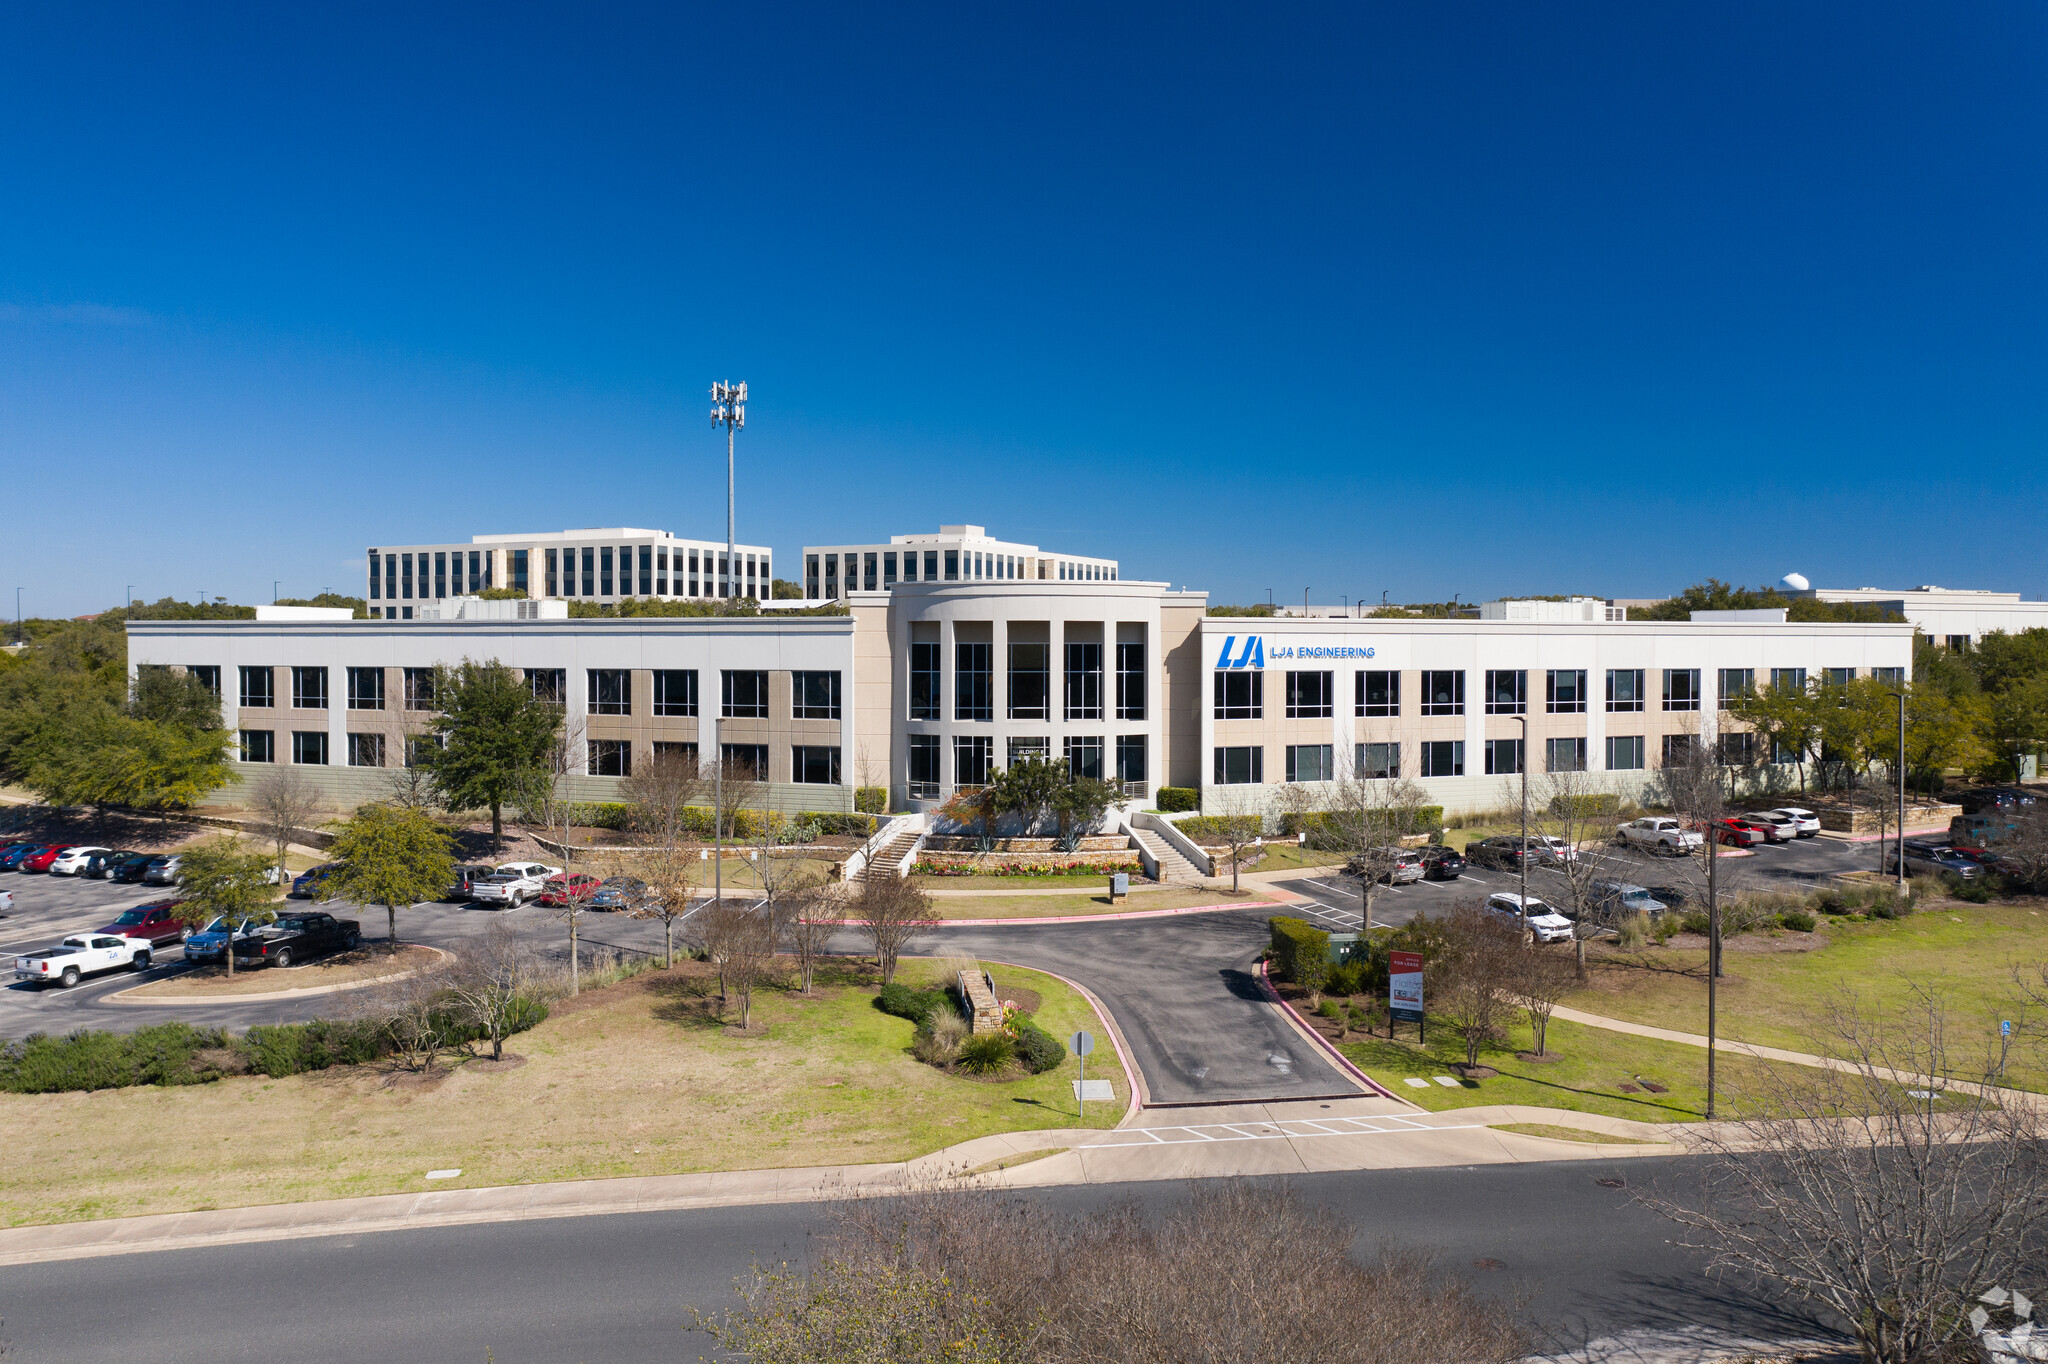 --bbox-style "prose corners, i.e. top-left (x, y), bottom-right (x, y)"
top-left (1082, 1113), bottom-right (1482, 1148)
